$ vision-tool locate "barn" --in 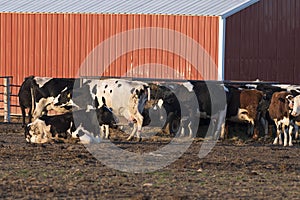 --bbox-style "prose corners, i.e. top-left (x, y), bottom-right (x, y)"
top-left (0, 0), bottom-right (299, 117)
